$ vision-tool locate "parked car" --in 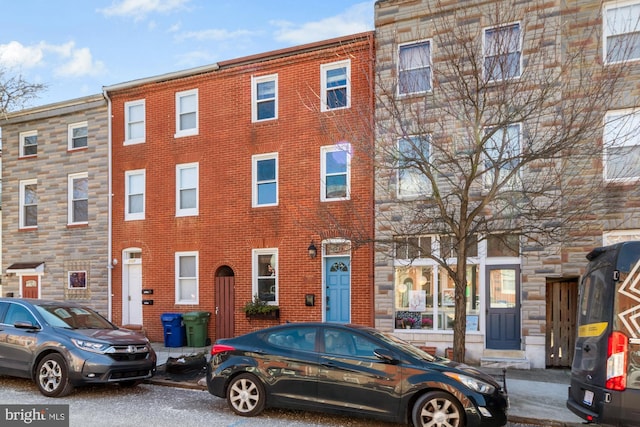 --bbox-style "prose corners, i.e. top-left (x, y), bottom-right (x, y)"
top-left (0, 298), bottom-right (156, 397)
top-left (206, 322), bottom-right (508, 427)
